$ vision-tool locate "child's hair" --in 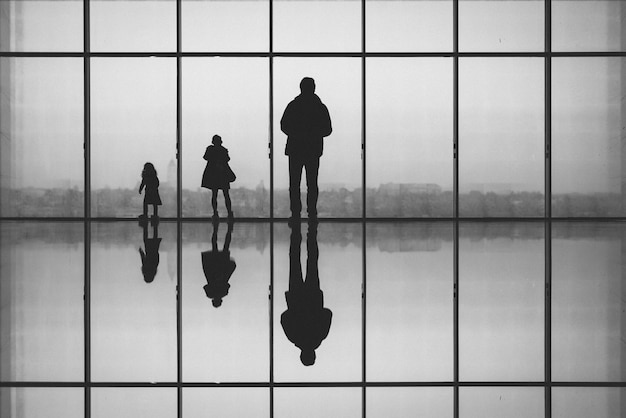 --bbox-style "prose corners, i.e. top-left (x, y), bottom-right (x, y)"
top-left (142, 162), bottom-right (157, 178)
